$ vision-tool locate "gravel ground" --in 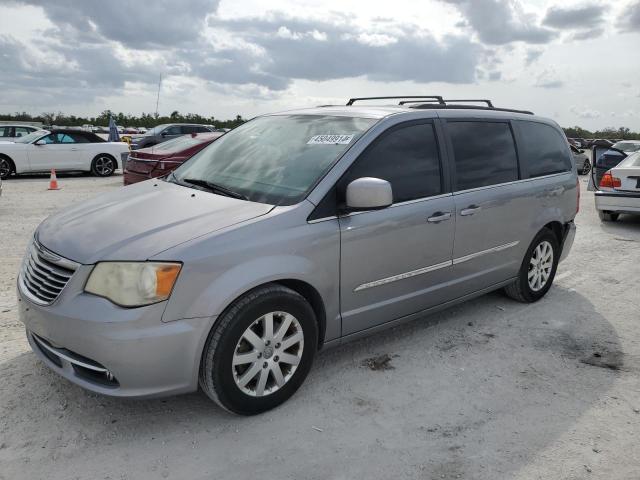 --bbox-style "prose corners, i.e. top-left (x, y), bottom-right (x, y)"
top-left (1, 171), bottom-right (639, 480)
